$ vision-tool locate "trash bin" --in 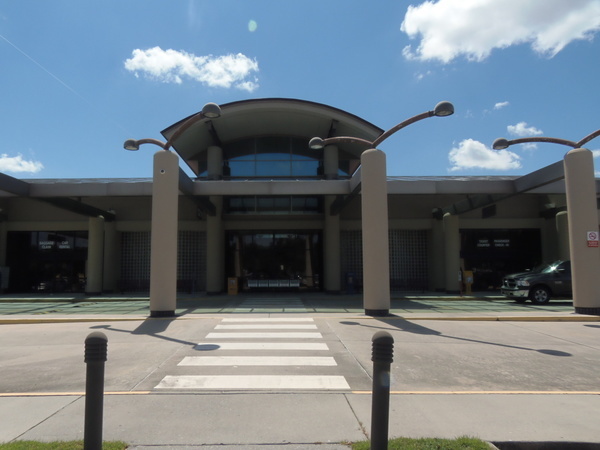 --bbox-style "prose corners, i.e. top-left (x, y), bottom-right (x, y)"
top-left (463, 271), bottom-right (474, 295)
top-left (346, 272), bottom-right (356, 294)
top-left (227, 277), bottom-right (238, 295)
